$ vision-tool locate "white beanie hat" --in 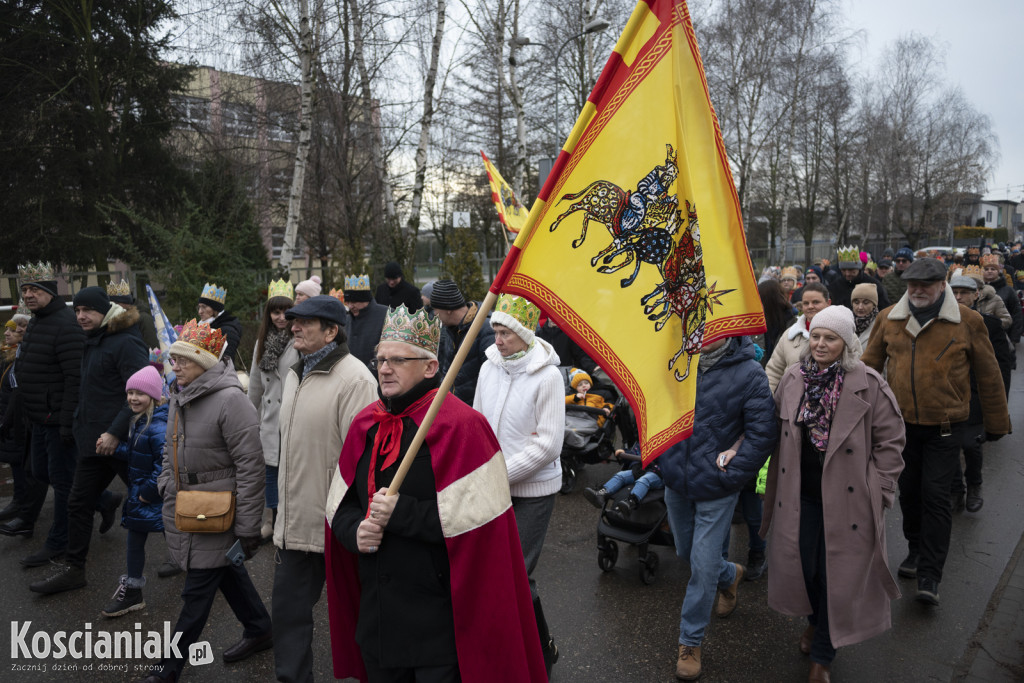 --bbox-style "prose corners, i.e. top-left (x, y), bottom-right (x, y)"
top-left (295, 275), bottom-right (322, 299)
top-left (808, 305), bottom-right (857, 351)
